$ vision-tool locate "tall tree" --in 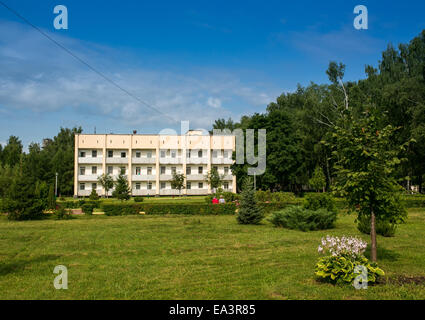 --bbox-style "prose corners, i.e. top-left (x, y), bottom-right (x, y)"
top-left (2, 136), bottom-right (23, 167)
